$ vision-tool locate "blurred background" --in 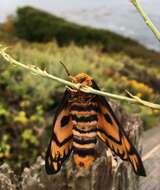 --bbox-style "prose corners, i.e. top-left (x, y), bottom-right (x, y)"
top-left (0, 0), bottom-right (160, 175)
